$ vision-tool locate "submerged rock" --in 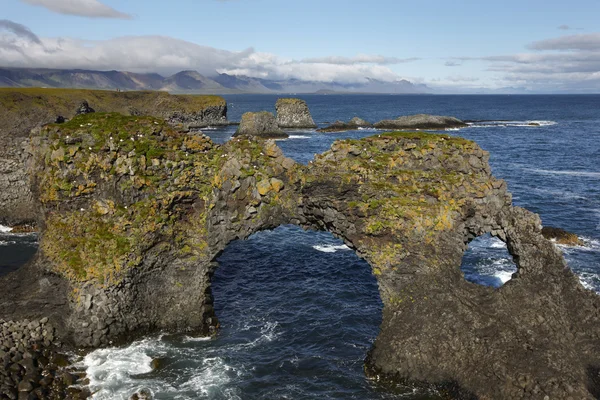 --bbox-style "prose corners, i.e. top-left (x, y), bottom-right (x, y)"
top-left (542, 226), bottom-right (584, 246)
top-left (374, 114), bottom-right (467, 130)
top-left (1, 114), bottom-right (600, 399)
top-left (275, 98), bottom-right (317, 129)
top-left (234, 111), bottom-right (289, 138)
top-left (317, 116), bottom-right (372, 132)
